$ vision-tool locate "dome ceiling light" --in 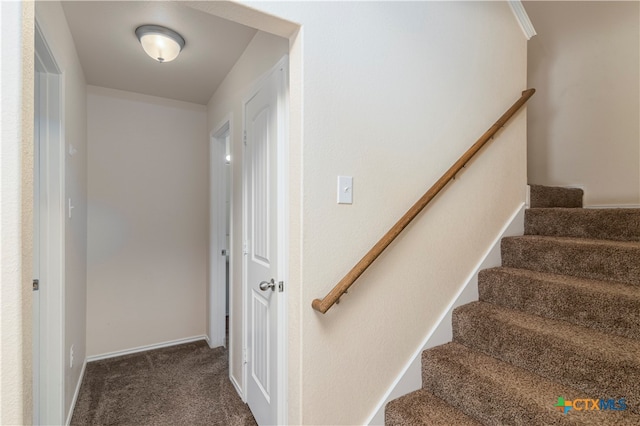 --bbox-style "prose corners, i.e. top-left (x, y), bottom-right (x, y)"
top-left (135, 25), bottom-right (185, 63)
